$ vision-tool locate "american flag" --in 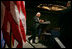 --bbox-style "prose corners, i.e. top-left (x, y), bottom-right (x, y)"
top-left (1, 1), bottom-right (26, 48)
